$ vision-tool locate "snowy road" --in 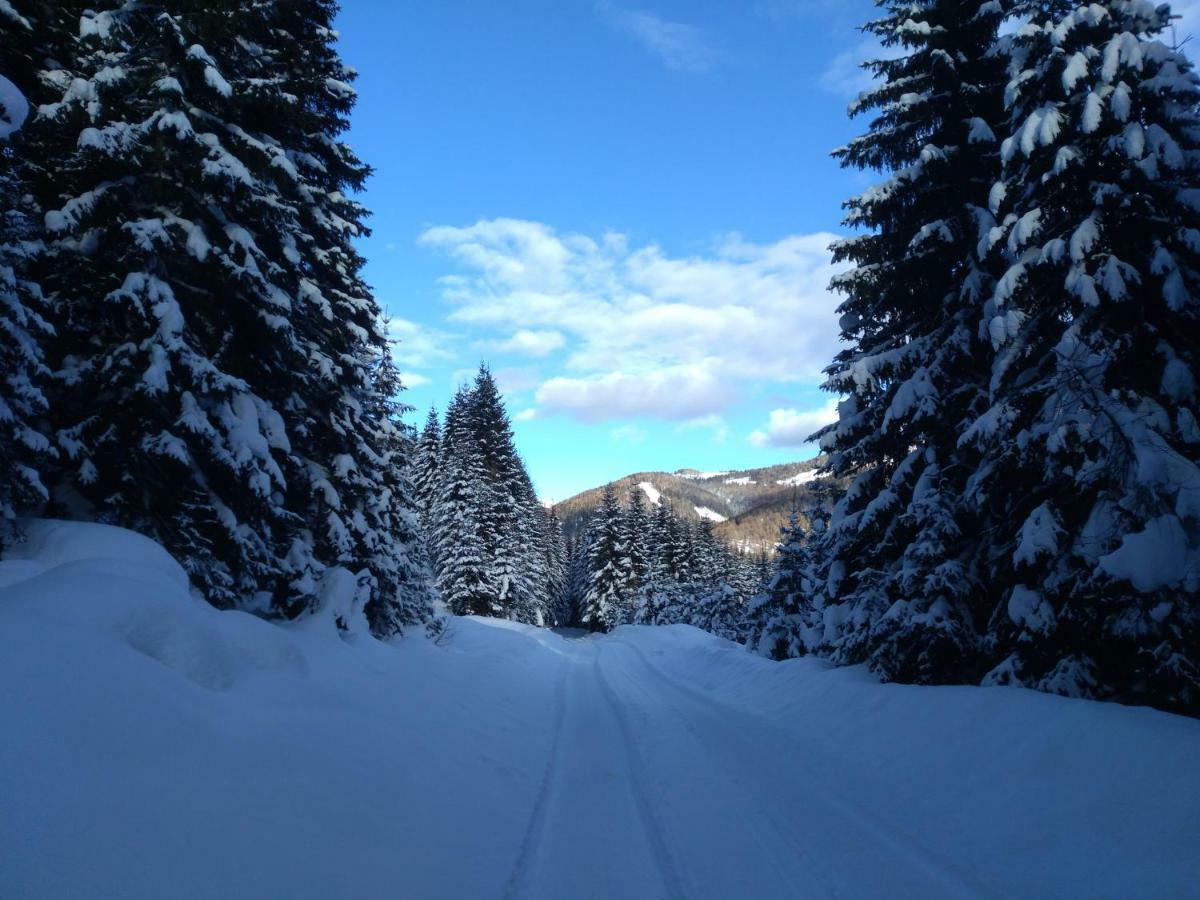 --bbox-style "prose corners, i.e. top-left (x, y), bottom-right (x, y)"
top-left (503, 636), bottom-right (987, 900)
top-left (3, 530), bottom-right (1198, 900)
